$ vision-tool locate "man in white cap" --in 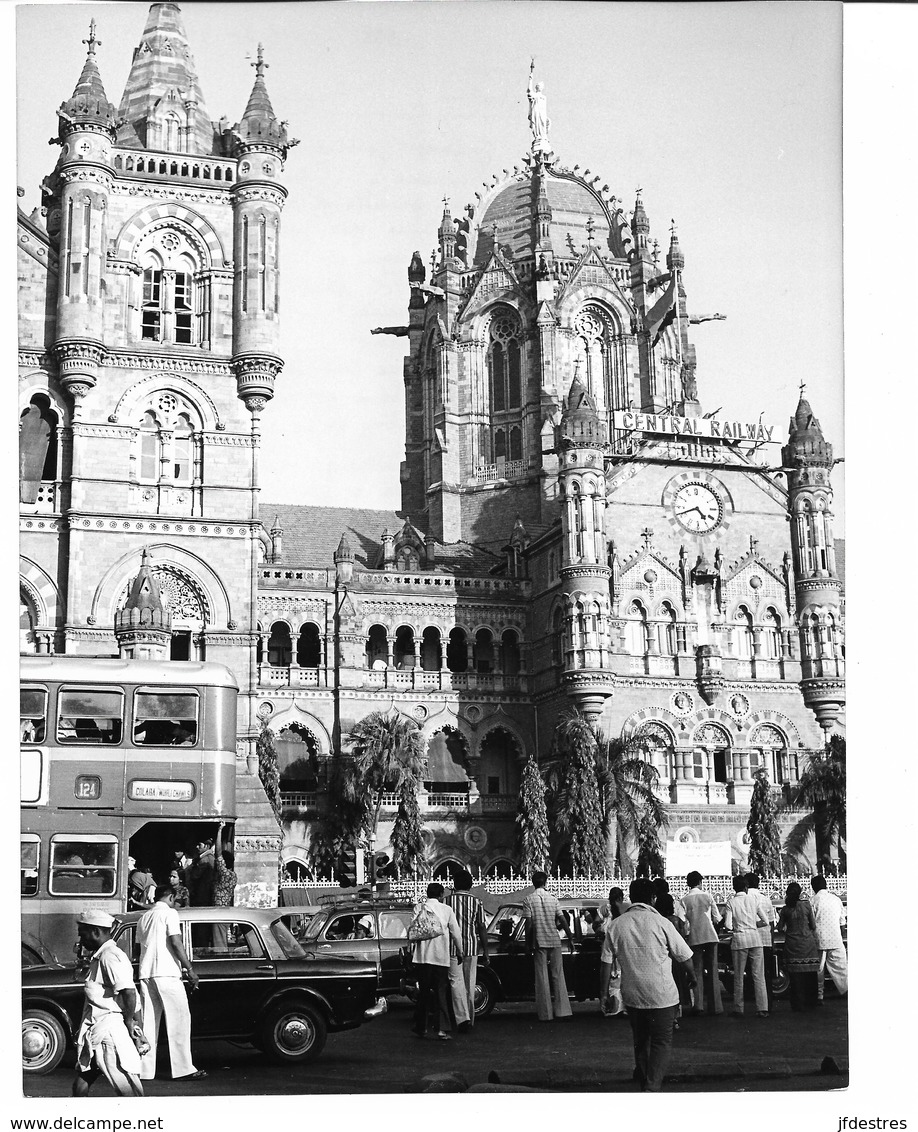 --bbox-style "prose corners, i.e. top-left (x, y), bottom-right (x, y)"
top-left (136, 883), bottom-right (206, 1081)
top-left (72, 910), bottom-right (145, 1098)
